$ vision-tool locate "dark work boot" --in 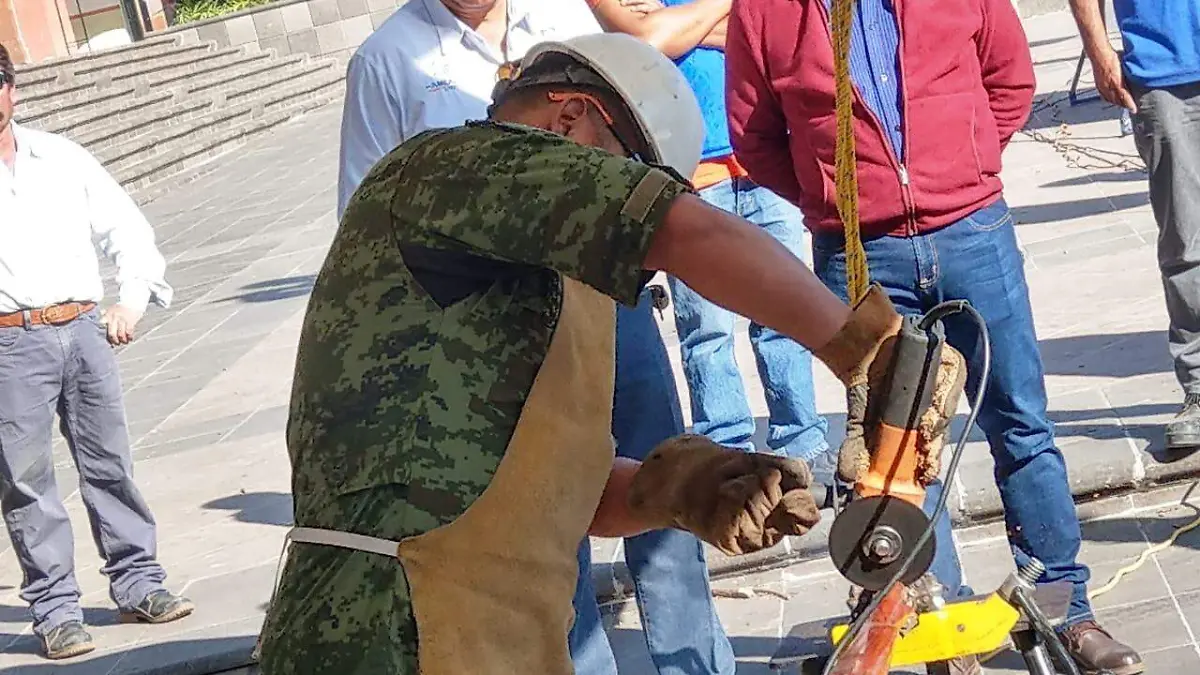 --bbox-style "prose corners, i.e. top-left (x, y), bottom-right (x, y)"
top-left (41, 620), bottom-right (95, 660)
top-left (120, 589), bottom-right (195, 624)
top-left (1060, 620), bottom-right (1144, 675)
top-left (1166, 393), bottom-right (1200, 450)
